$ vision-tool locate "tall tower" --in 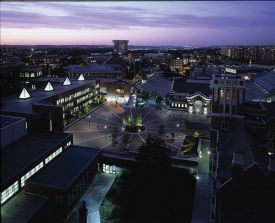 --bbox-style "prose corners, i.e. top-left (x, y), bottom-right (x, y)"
top-left (112, 40), bottom-right (129, 53)
top-left (209, 74), bottom-right (246, 149)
